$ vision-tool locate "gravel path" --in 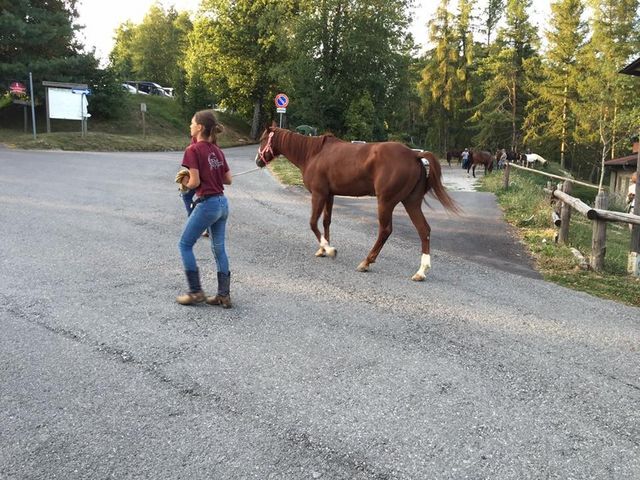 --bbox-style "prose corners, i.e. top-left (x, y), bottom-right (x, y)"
top-left (1, 146), bottom-right (638, 479)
